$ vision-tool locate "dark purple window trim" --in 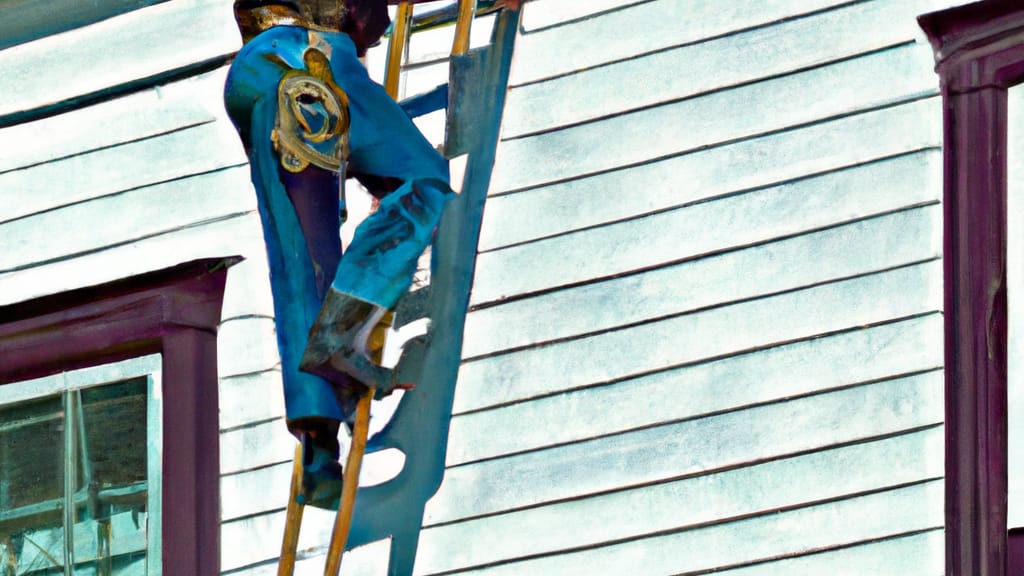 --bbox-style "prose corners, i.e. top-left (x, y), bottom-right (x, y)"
top-left (919, 2), bottom-right (1024, 575)
top-left (0, 257), bottom-right (239, 576)
top-left (1011, 528), bottom-right (1024, 573)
